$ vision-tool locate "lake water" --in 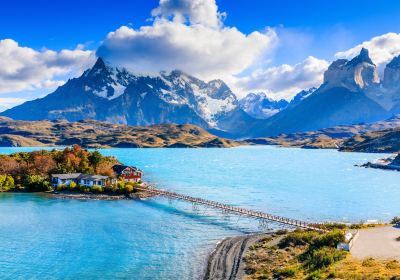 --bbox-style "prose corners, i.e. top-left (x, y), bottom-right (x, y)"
top-left (0, 146), bottom-right (399, 279)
